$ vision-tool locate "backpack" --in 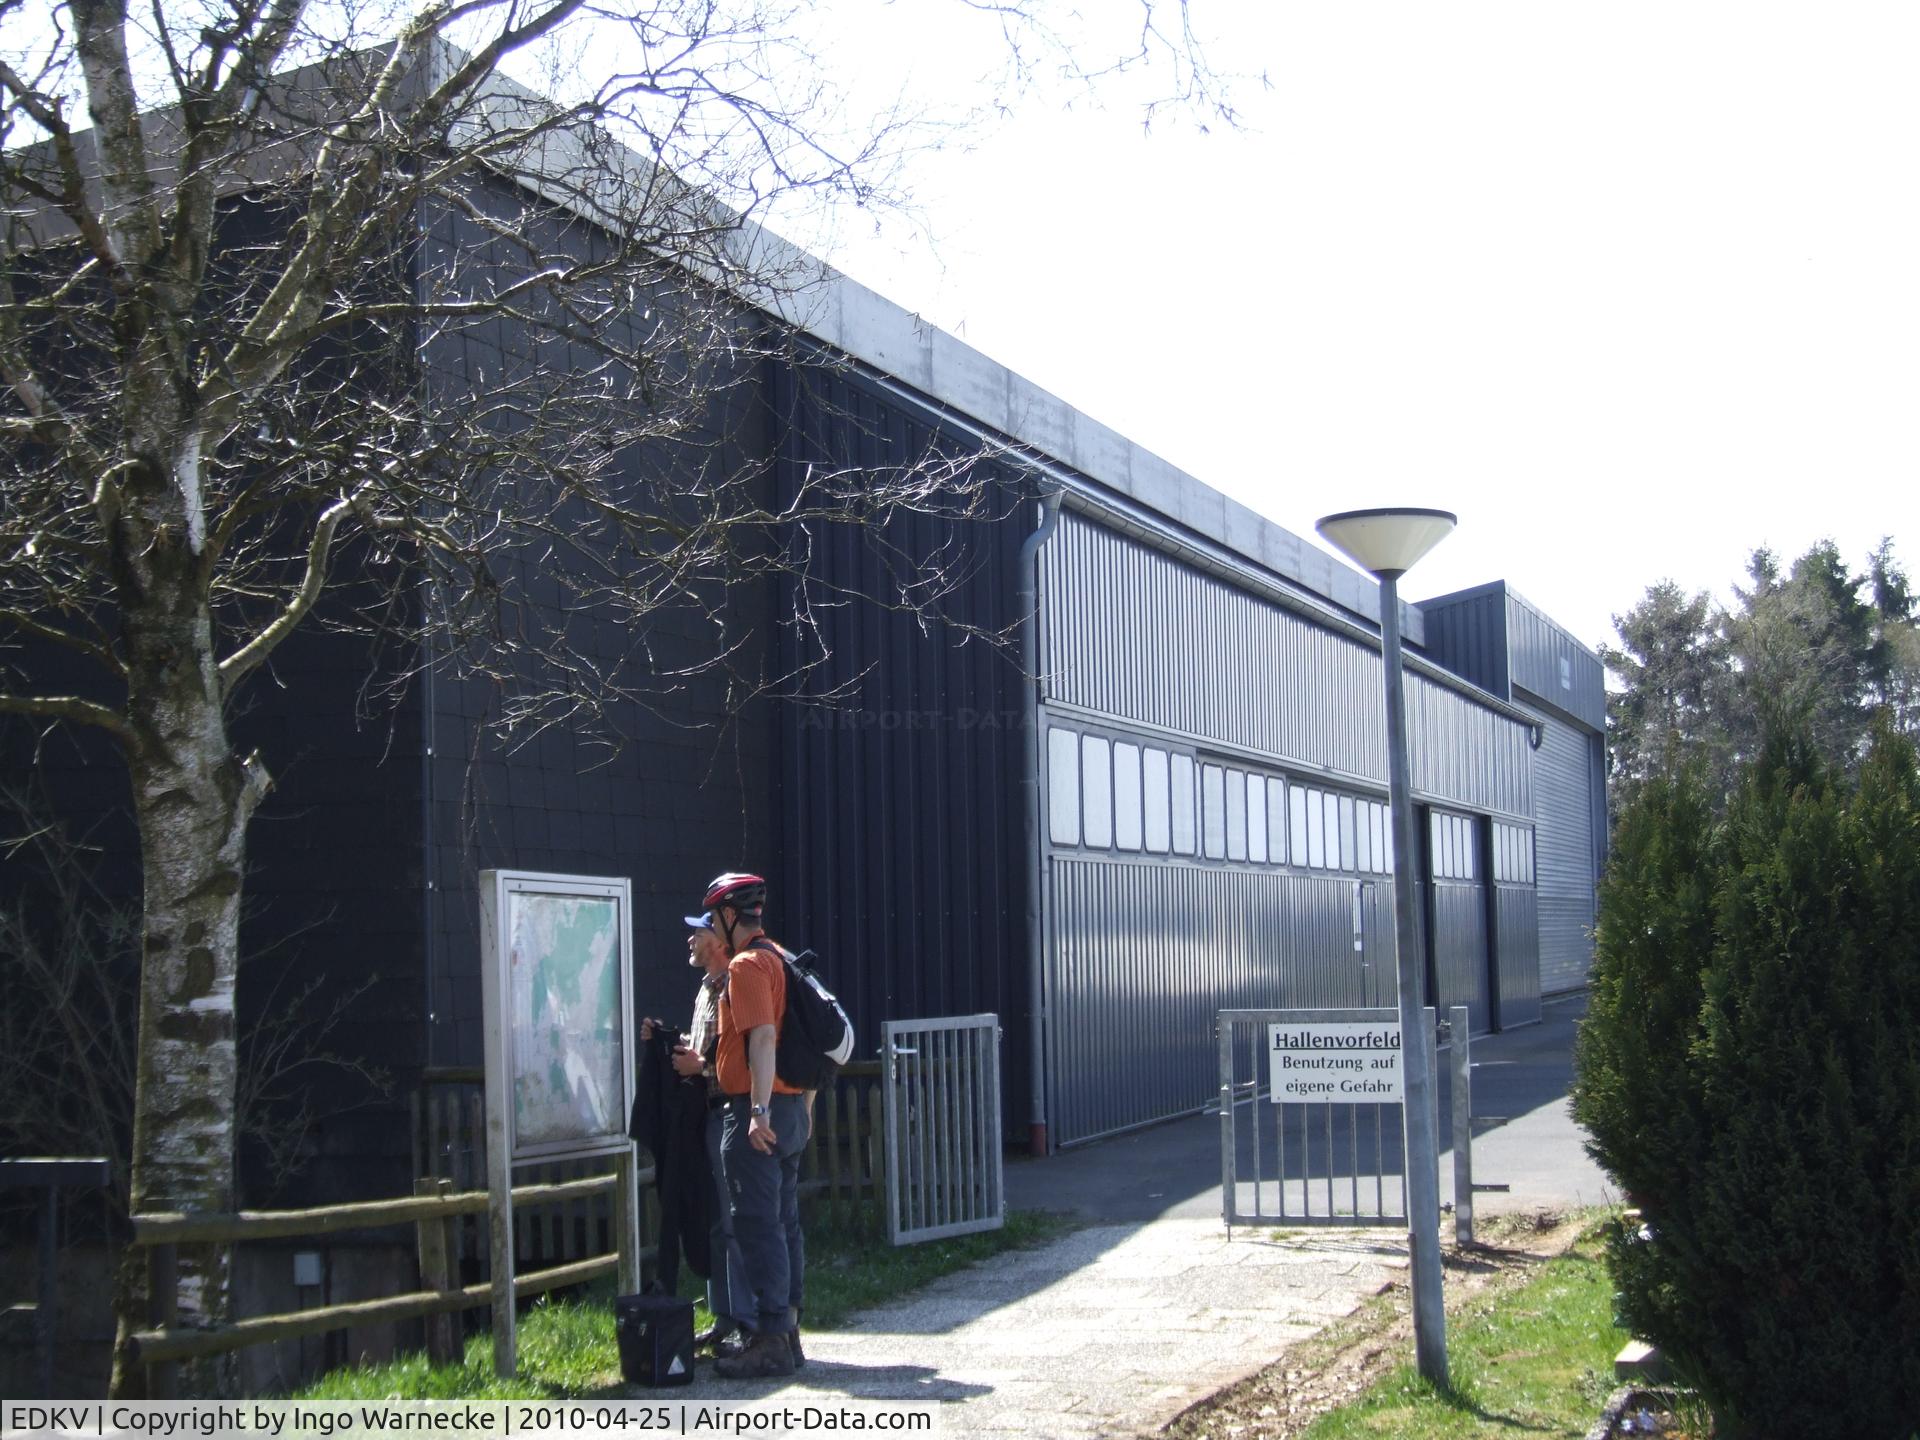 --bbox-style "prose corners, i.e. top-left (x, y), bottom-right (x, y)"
top-left (756, 941), bottom-right (855, 1090)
